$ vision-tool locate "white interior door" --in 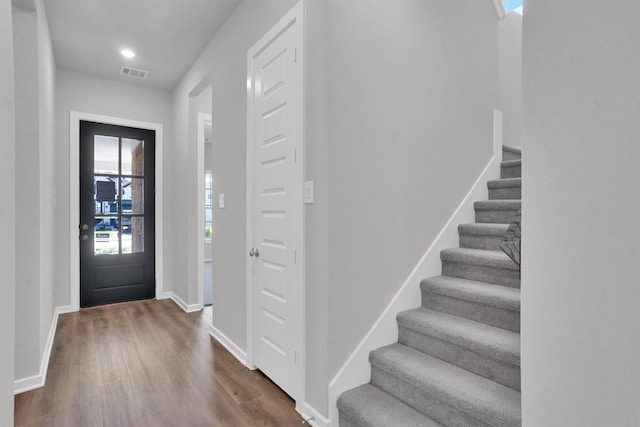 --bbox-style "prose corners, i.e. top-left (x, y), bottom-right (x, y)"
top-left (247, 3), bottom-right (303, 400)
